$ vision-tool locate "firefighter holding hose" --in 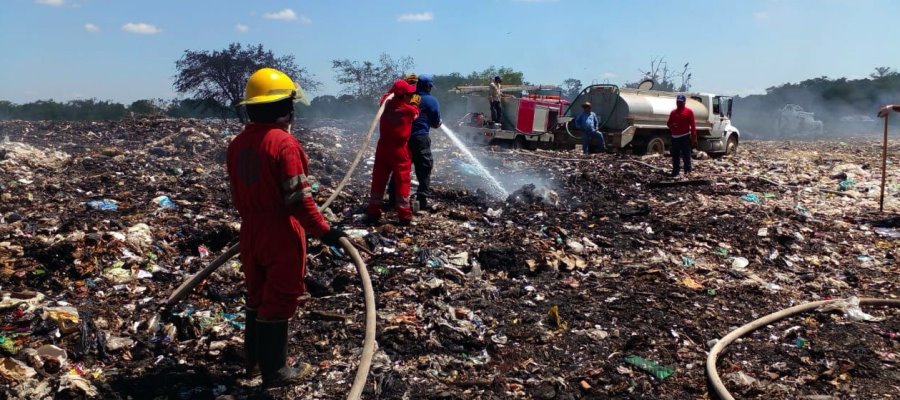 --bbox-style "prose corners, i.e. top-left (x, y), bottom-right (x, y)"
top-left (366, 80), bottom-right (420, 225)
top-left (387, 74), bottom-right (441, 212)
top-left (226, 67), bottom-right (346, 388)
